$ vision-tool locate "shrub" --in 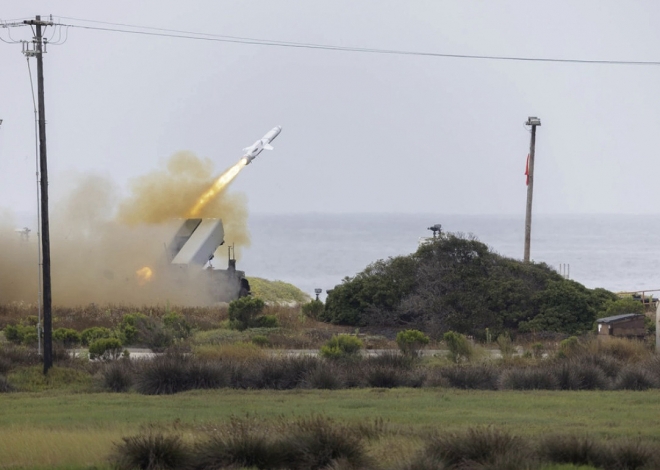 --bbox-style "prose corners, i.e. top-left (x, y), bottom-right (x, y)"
top-left (500, 367), bottom-right (558, 390)
top-left (52, 328), bottom-right (81, 347)
top-left (244, 356), bottom-right (319, 390)
top-left (81, 326), bottom-right (112, 346)
top-left (538, 434), bottom-right (602, 467)
top-left (89, 337), bottom-right (123, 360)
top-left (552, 360), bottom-right (611, 391)
top-left (228, 296), bottom-right (265, 331)
top-left (255, 314), bottom-right (279, 329)
top-left (112, 433), bottom-right (190, 470)
top-left (281, 416), bottom-right (371, 470)
top-left (0, 344), bottom-right (41, 371)
top-left (301, 300), bottom-right (325, 320)
top-left (425, 427), bottom-right (527, 468)
top-left (364, 351), bottom-right (415, 370)
top-left (3, 324), bottom-right (38, 345)
top-left (135, 355), bottom-right (228, 395)
top-left (320, 335), bottom-right (363, 360)
top-left (531, 342), bottom-right (545, 359)
top-left (192, 421), bottom-right (282, 470)
top-left (558, 336), bottom-right (582, 357)
top-left (119, 313), bottom-right (174, 350)
top-left (303, 364), bottom-right (343, 390)
top-left (496, 332), bottom-right (515, 359)
top-left (615, 366), bottom-right (658, 391)
top-left (251, 335), bottom-right (270, 347)
top-left (443, 331), bottom-right (473, 363)
top-left (365, 366), bottom-right (402, 388)
top-left (396, 329), bottom-right (430, 358)
top-left (102, 360), bottom-right (134, 392)
top-left (162, 311), bottom-right (192, 339)
top-left (439, 365), bottom-right (500, 390)
top-left (608, 439), bottom-right (658, 470)
top-left (0, 375), bottom-right (13, 393)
